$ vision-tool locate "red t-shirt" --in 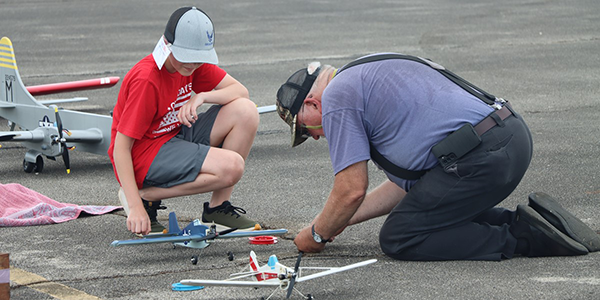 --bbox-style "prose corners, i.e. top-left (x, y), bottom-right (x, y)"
top-left (108, 55), bottom-right (226, 188)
